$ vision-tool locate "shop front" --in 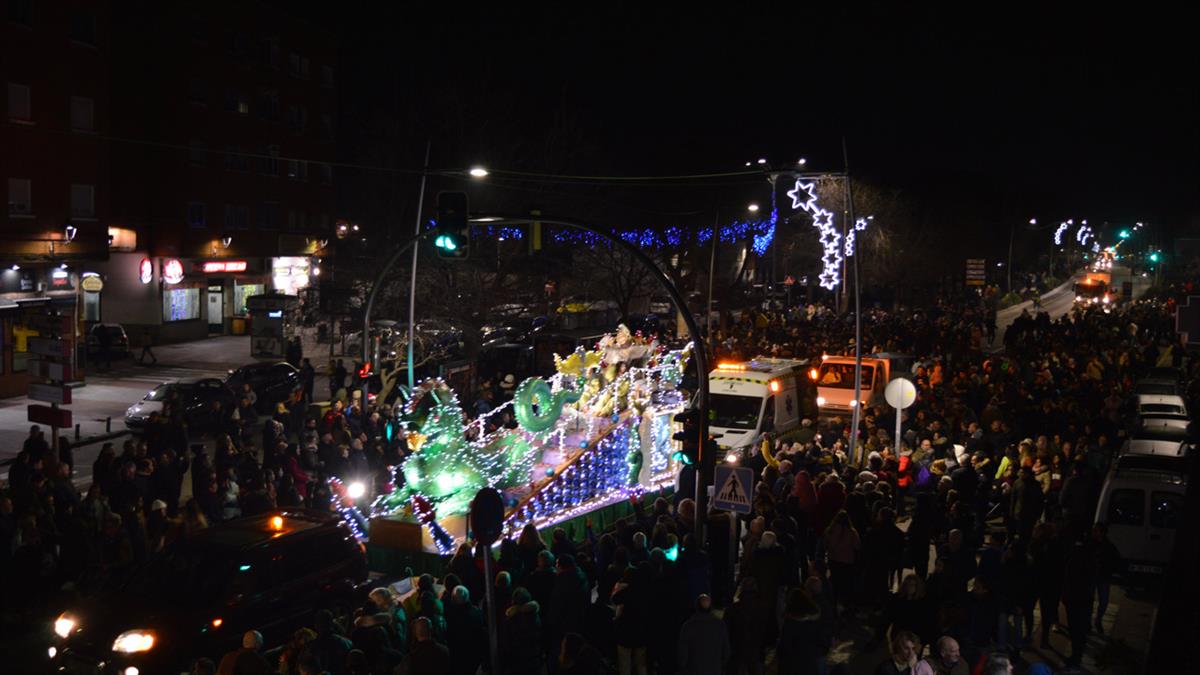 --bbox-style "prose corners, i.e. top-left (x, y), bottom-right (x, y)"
top-left (0, 267), bottom-right (84, 398)
top-left (190, 258), bottom-right (270, 335)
